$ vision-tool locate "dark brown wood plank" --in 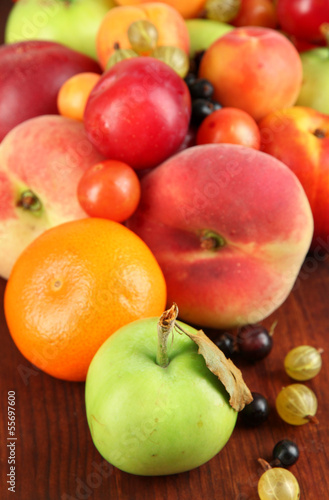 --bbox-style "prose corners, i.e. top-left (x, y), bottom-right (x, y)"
top-left (1, 1), bottom-right (329, 498)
